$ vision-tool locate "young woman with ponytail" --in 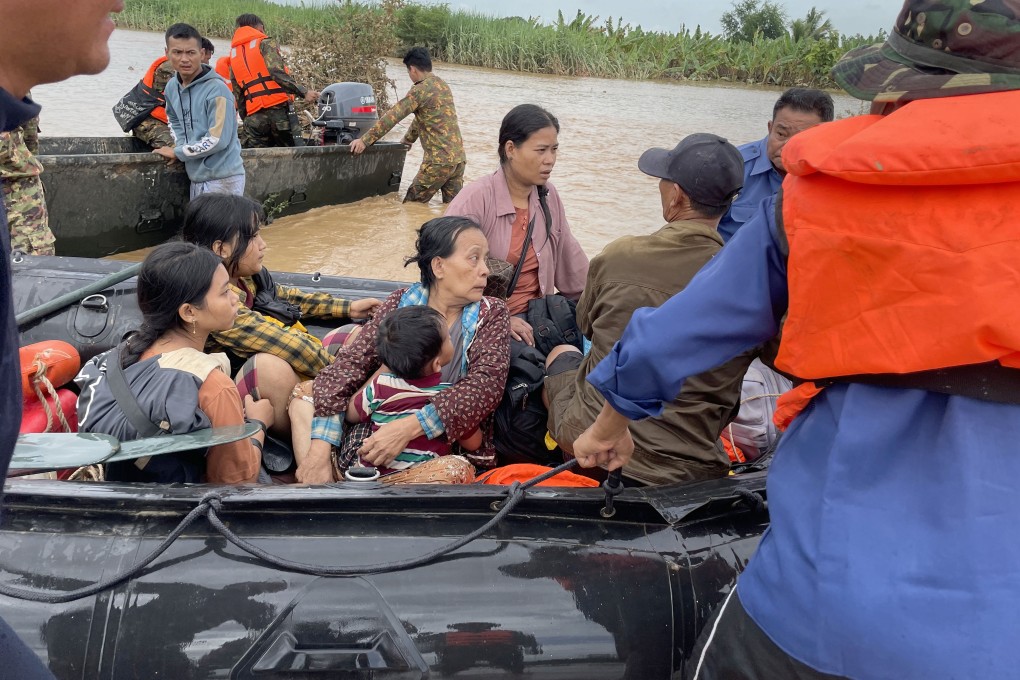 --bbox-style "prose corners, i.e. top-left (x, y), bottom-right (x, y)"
top-left (75, 241), bottom-right (275, 484)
